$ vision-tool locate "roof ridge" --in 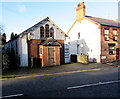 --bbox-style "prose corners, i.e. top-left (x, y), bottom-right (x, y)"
top-left (5, 17), bottom-right (49, 43)
top-left (85, 15), bottom-right (119, 27)
top-left (22, 17), bottom-right (49, 33)
top-left (85, 16), bottom-right (117, 22)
